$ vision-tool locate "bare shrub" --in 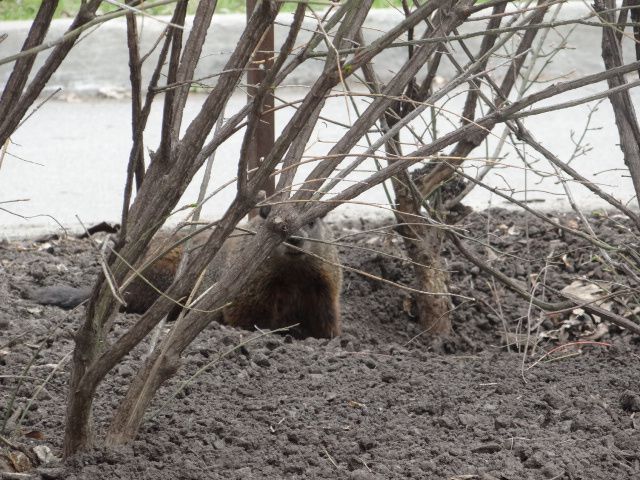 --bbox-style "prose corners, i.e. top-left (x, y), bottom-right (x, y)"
top-left (4, 0), bottom-right (640, 456)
